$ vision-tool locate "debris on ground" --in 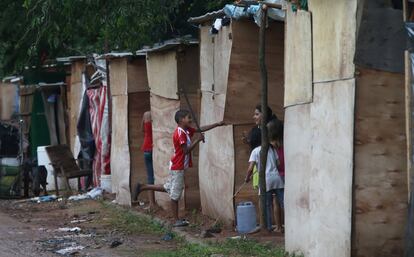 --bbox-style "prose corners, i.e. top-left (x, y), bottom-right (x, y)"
top-left (161, 232), bottom-right (174, 241)
top-left (110, 240), bottom-right (123, 248)
top-left (68, 187), bottom-right (103, 201)
top-left (200, 230), bottom-right (214, 238)
top-left (55, 245), bottom-right (85, 255)
top-left (29, 194), bottom-right (58, 203)
top-left (57, 227), bottom-right (82, 233)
